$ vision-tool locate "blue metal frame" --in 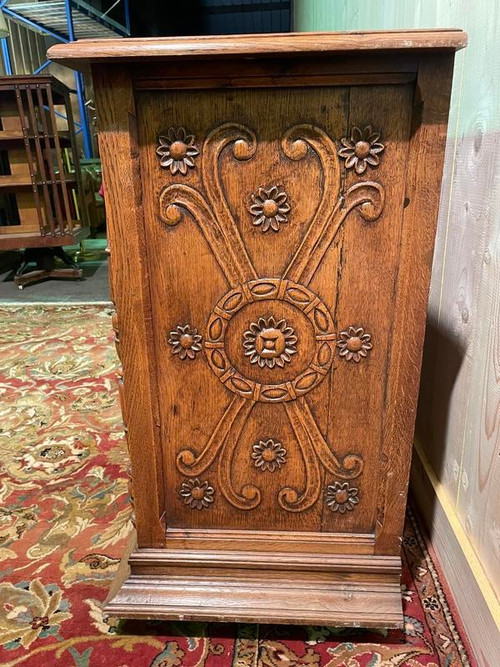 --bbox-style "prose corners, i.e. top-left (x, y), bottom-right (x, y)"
top-left (1, 38), bottom-right (12, 74)
top-left (33, 60), bottom-right (52, 75)
top-left (2, 7), bottom-right (69, 42)
top-left (0, 0), bottom-right (130, 157)
top-left (123, 0), bottom-right (130, 36)
top-left (46, 104), bottom-right (82, 131)
top-left (63, 0), bottom-right (92, 158)
top-left (0, 0), bottom-right (11, 74)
